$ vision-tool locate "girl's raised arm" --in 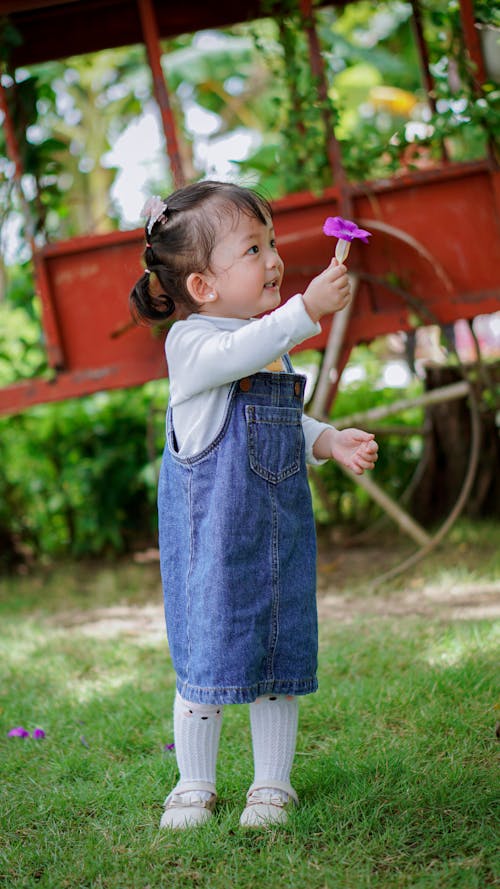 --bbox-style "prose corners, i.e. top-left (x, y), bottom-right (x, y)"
top-left (166, 294), bottom-right (320, 401)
